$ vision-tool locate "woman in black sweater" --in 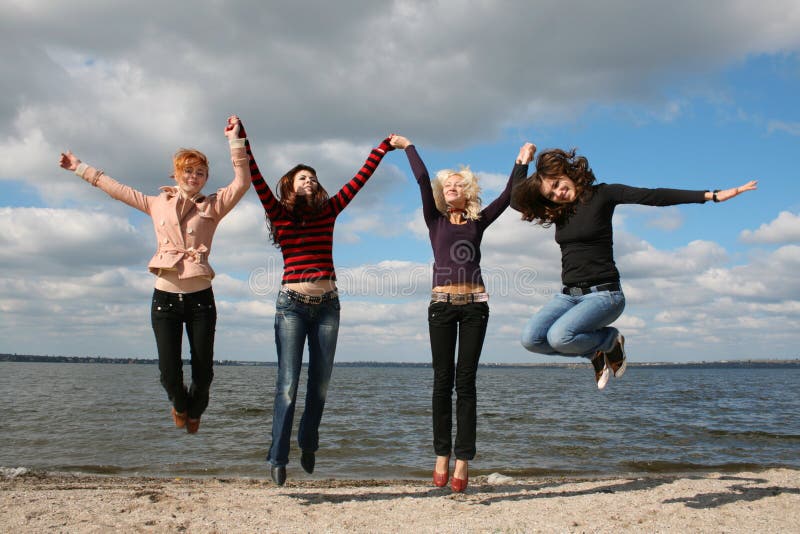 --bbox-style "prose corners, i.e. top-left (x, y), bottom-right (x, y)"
top-left (511, 148), bottom-right (756, 389)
